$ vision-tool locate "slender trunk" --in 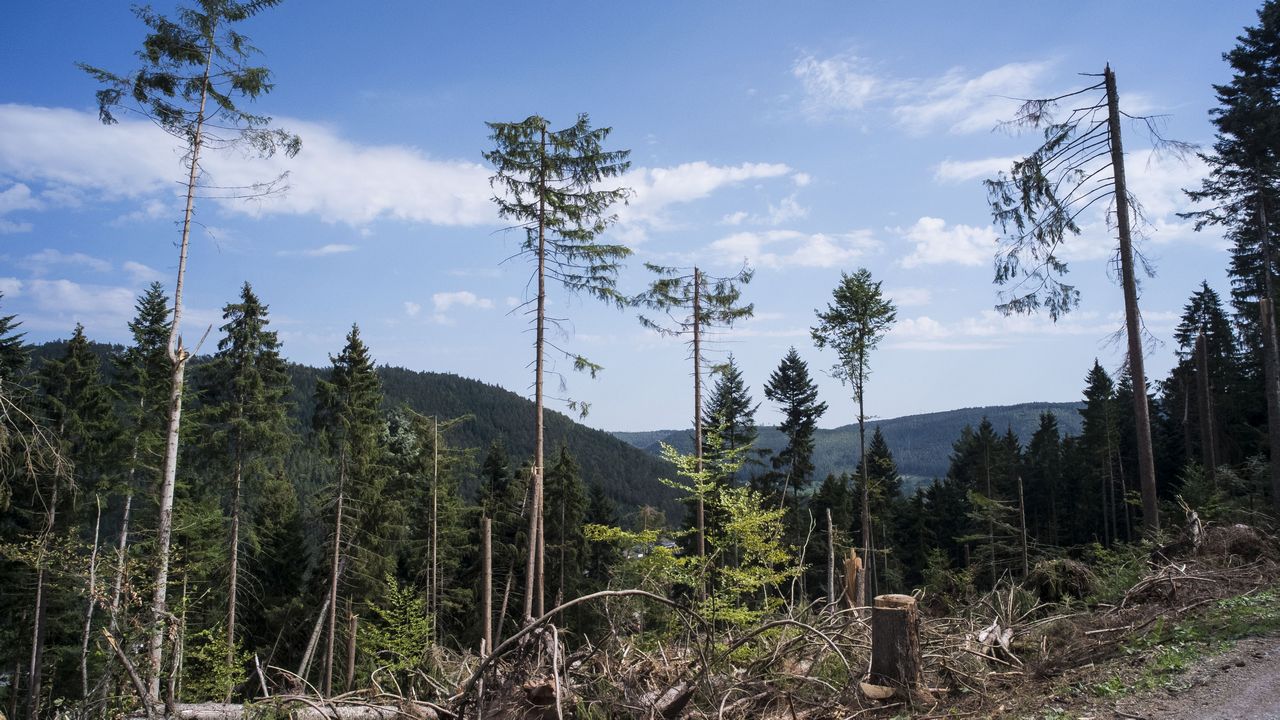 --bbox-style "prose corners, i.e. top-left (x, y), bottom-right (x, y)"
top-left (525, 123), bottom-right (548, 623)
top-left (149, 45), bottom-right (213, 701)
top-left (431, 417), bottom-right (439, 643)
top-left (226, 450), bottom-right (243, 694)
top-left (343, 598), bottom-right (356, 693)
top-left (1017, 476), bottom-right (1028, 579)
top-left (1105, 65), bottom-right (1159, 535)
top-left (558, 482), bottom-right (566, 607)
top-left (983, 442), bottom-right (995, 584)
top-left (857, 382), bottom-right (870, 609)
top-left (1195, 332), bottom-right (1218, 486)
top-left (481, 517), bottom-right (492, 655)
top-left (27, 484), bottom-right (58, 720)
top-left (826, 509), bottom-right (836, 608)
top-left (298, 594), bottom-right (330, 681)
top-left (81, 495), bottom-right (103, 699)
top-left (693, 268), bottom-right (705, 562)
top-left (324, 461), bottom-right (346, 696)
top-left (1259, 191), bottom-right (1280, 512)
